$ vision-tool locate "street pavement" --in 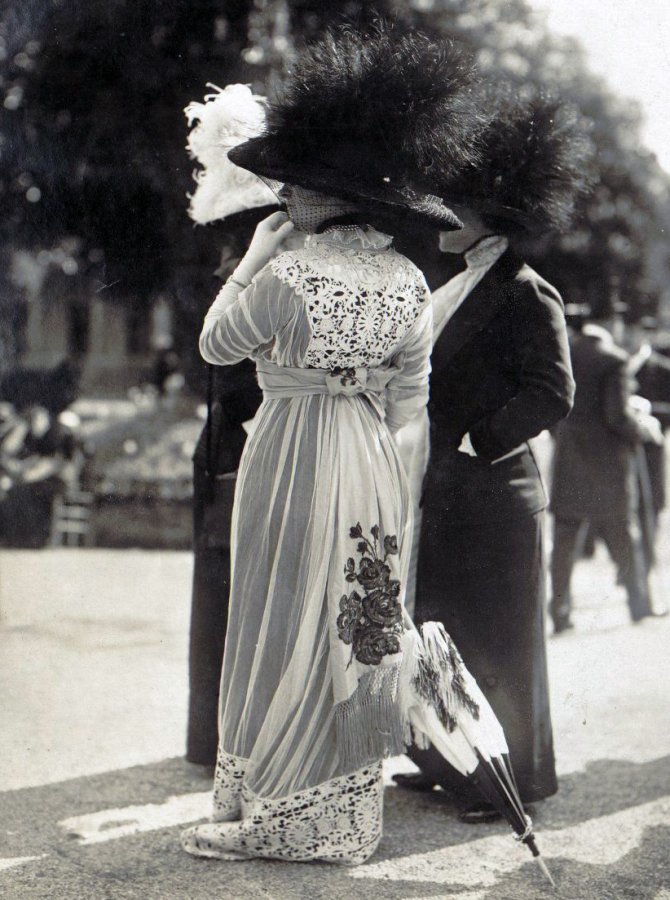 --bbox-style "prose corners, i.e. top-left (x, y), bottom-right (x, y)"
top-left (1, 541), bottom-right (669, 900)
